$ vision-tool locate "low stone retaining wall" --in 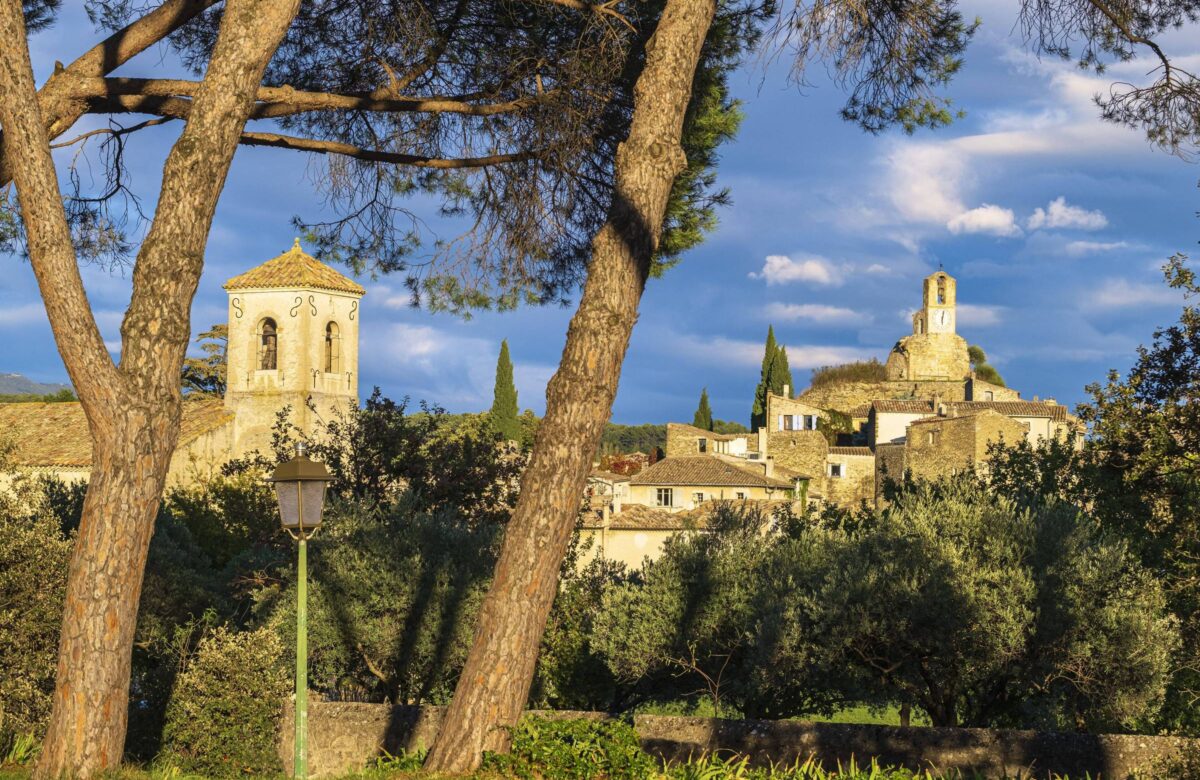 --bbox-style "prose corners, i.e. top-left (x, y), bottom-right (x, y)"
top-left (279, 703), bottom-right (1197, 778)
